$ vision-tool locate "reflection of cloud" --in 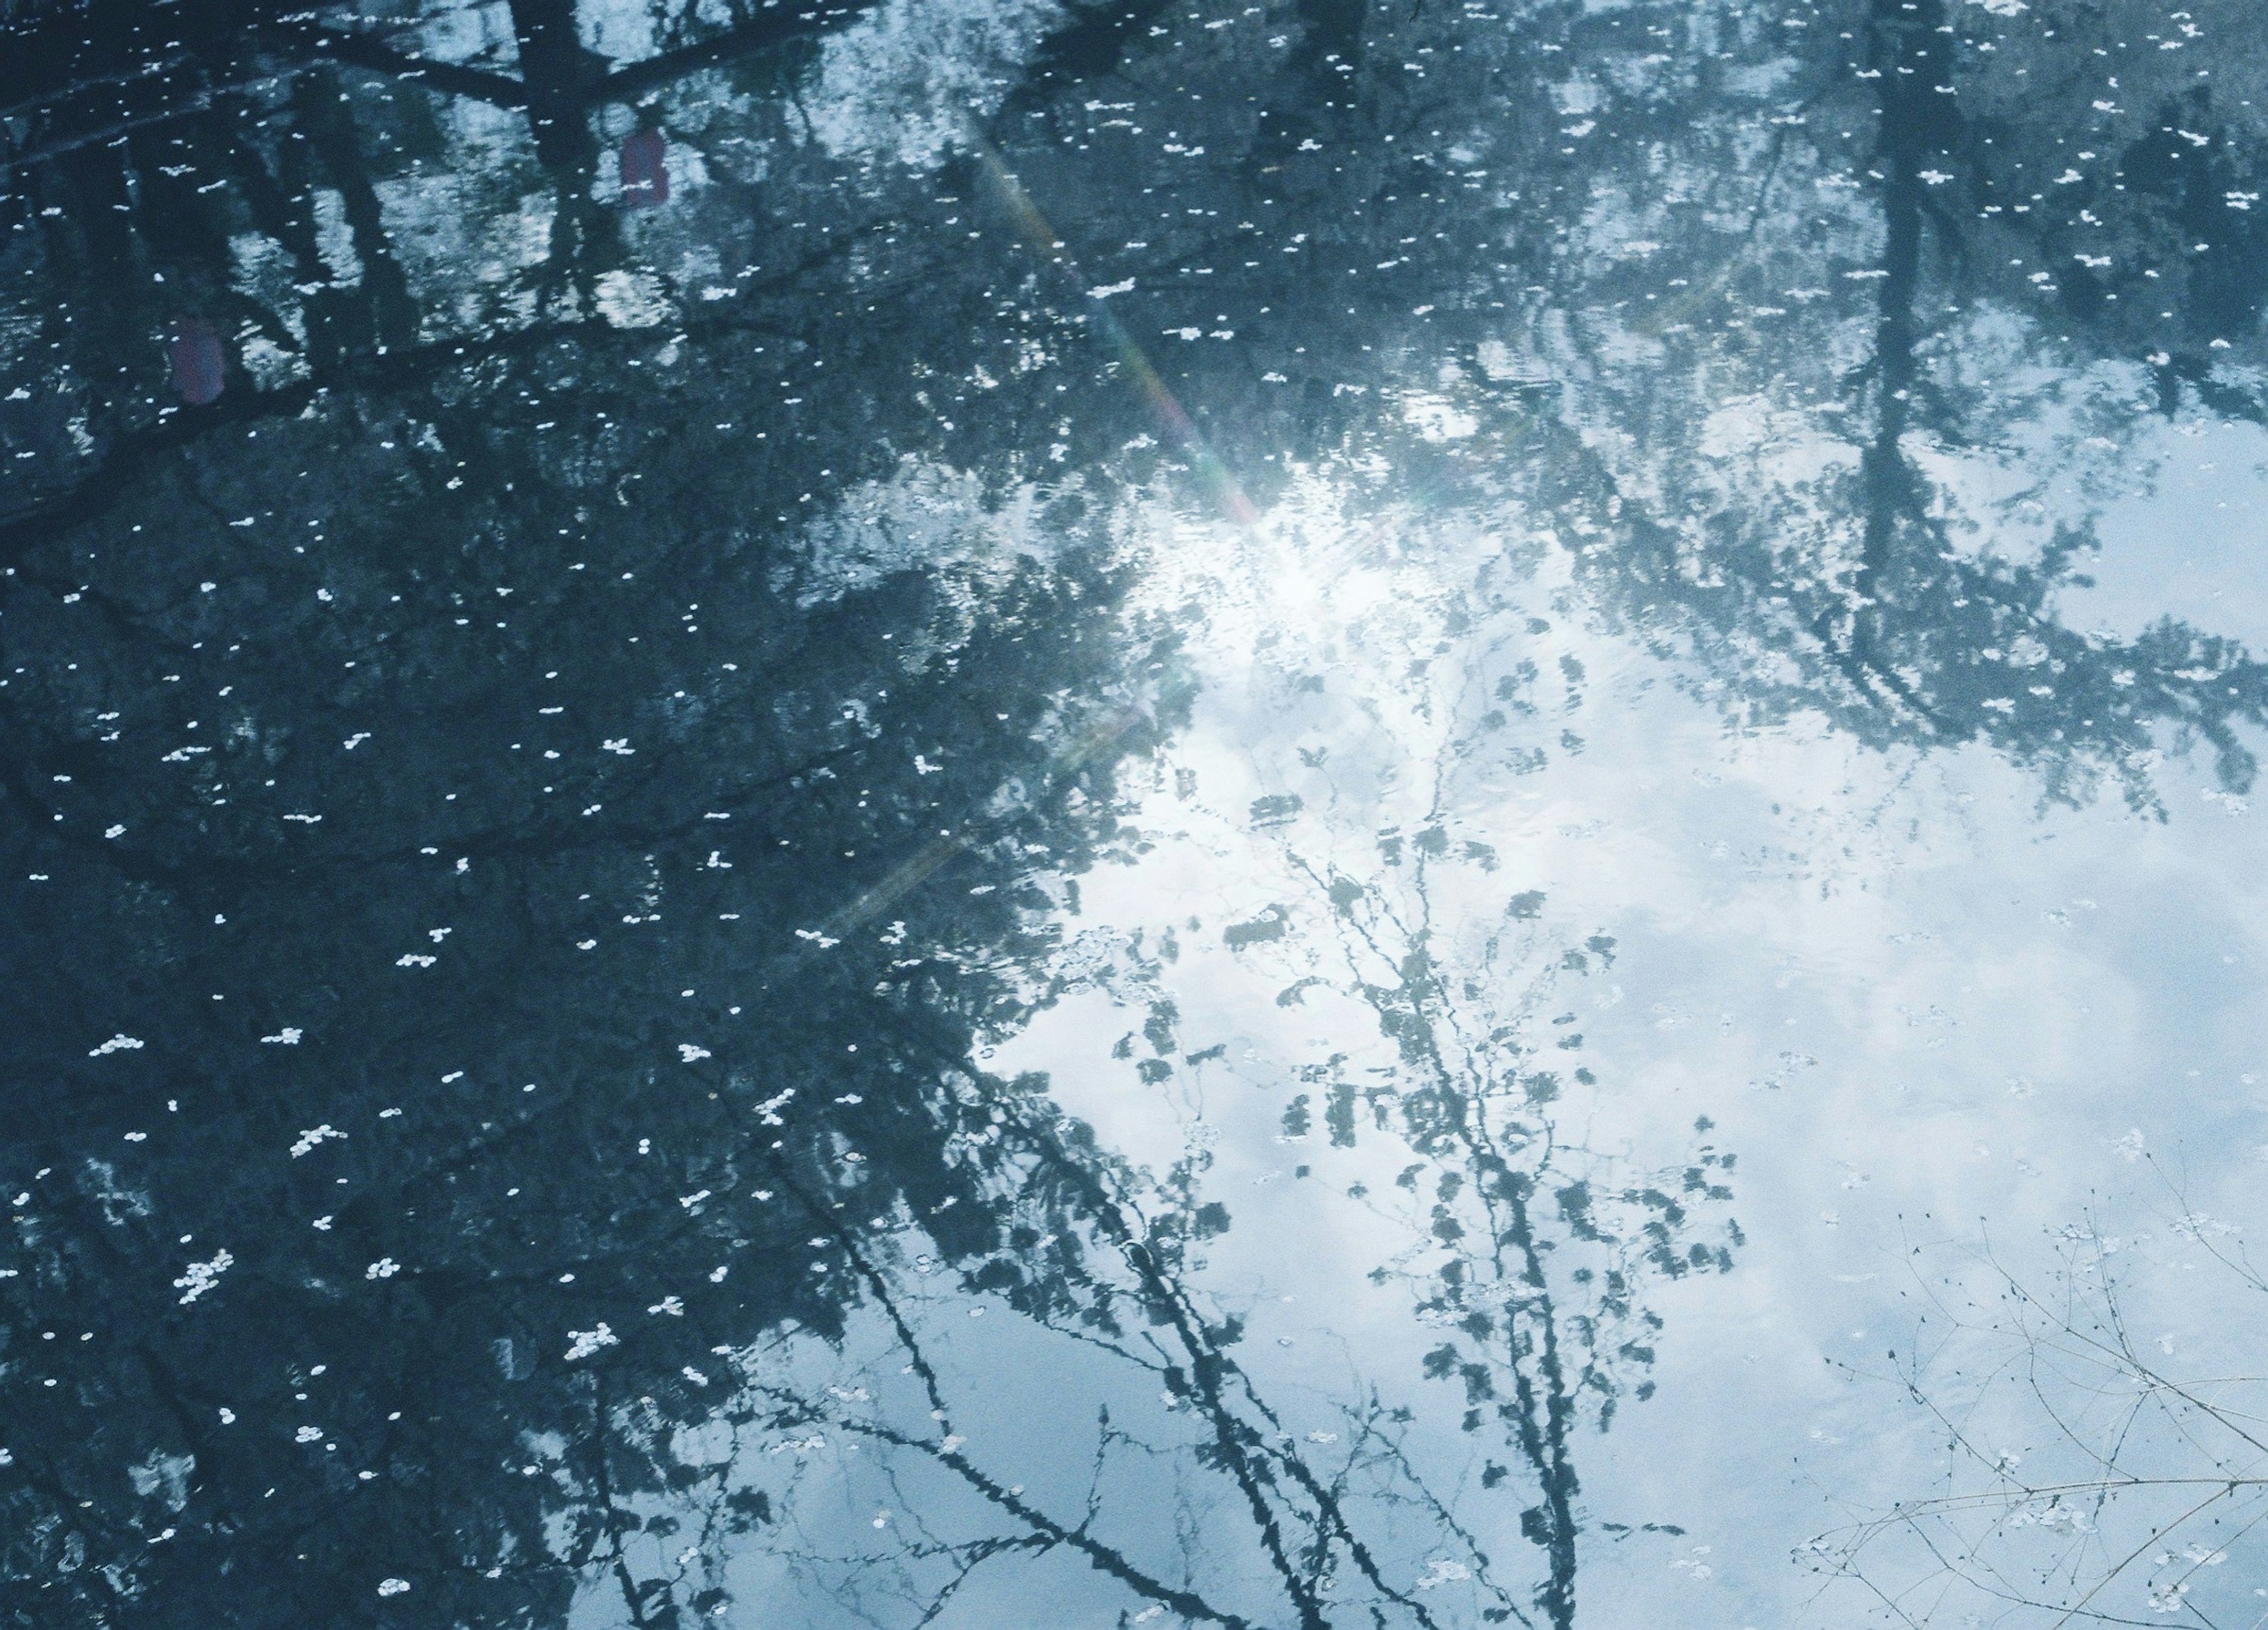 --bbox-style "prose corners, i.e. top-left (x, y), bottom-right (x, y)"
top-left (593, 268), bottom-right (673, 329)
top-left (787, 459), bottom-right (1064, 608)
top-left (1400, 392), bottom-right (1478, 442)
top-left (810, 0), bottom-right (1060, 165)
